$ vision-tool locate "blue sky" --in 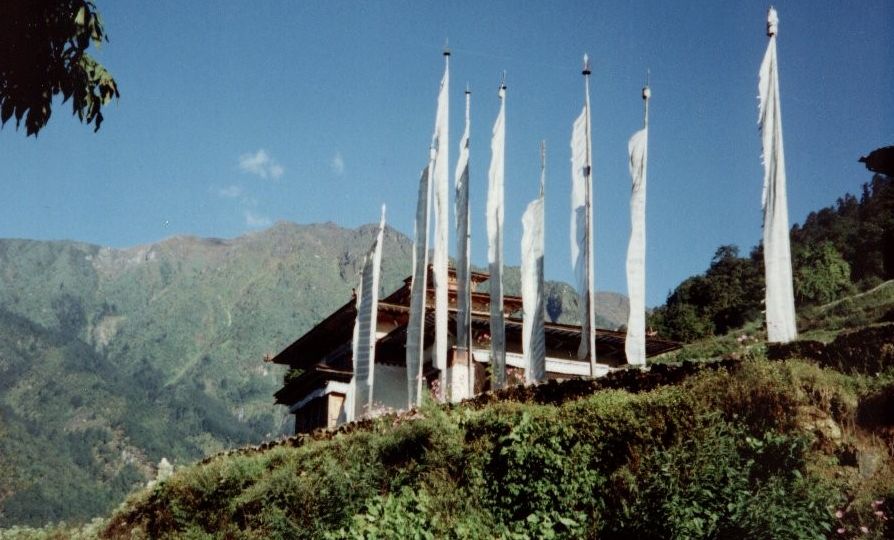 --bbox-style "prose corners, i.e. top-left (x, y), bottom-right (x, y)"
top-left (2, 1), bottom-right (891, 306)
